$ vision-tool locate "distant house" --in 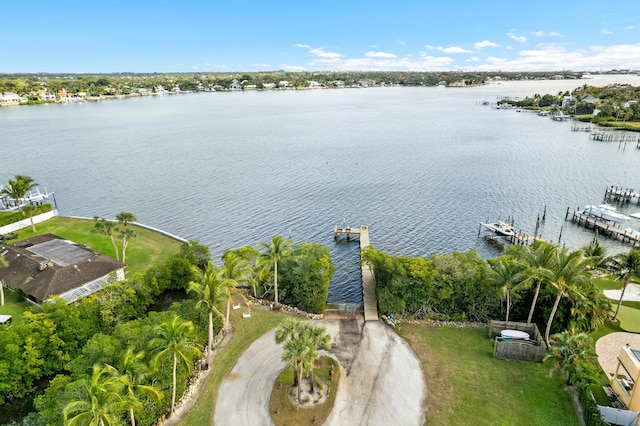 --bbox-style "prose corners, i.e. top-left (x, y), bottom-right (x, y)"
top-left (307, 81), bottom-right (323, 89)
top-left (262, 83), bottom-right (277, 90)
top-left (581, 94), bottom-right (600, 103)
top-left (230, 80), bottom-right (242, 91)
top-left (0, 234), bottom-right (126, 304)
top-left (0, 92), bottom-right (24, 106)
top-left (561, 96), bottom-right (577, 109)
